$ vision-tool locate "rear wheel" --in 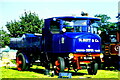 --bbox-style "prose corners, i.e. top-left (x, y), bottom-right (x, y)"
top-left (54, 57), bottom-right (65, 73)
top-left (87, 62), bottom-right (98, 75)
top-left (16, 53), bottom-right (30, 71)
